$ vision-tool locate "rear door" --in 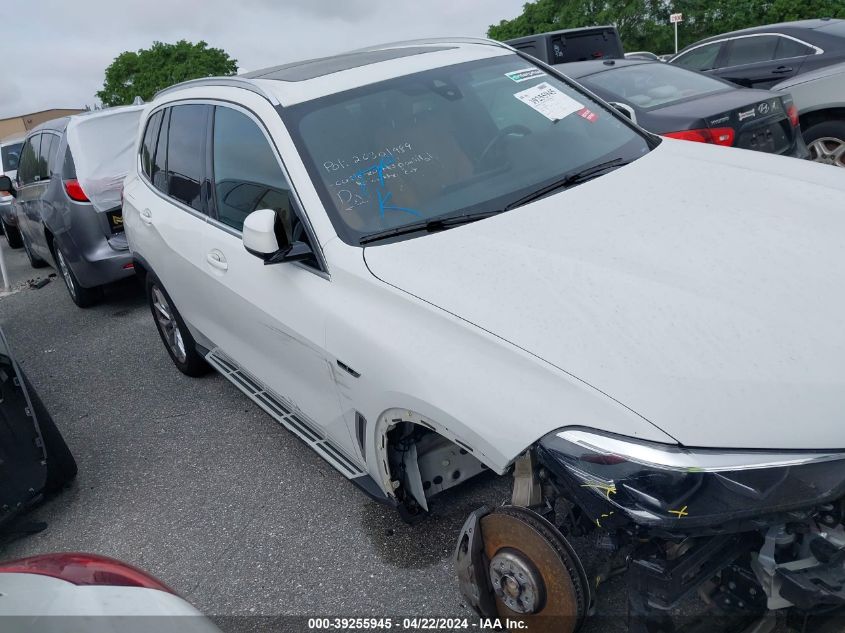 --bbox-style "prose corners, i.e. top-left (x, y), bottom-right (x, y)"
top-left (123, 104), bottom-right (216, 339)
top-left (716, 35), bottom-right (812, 88)
top-left (30, 132), bottom-right (60, 259)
